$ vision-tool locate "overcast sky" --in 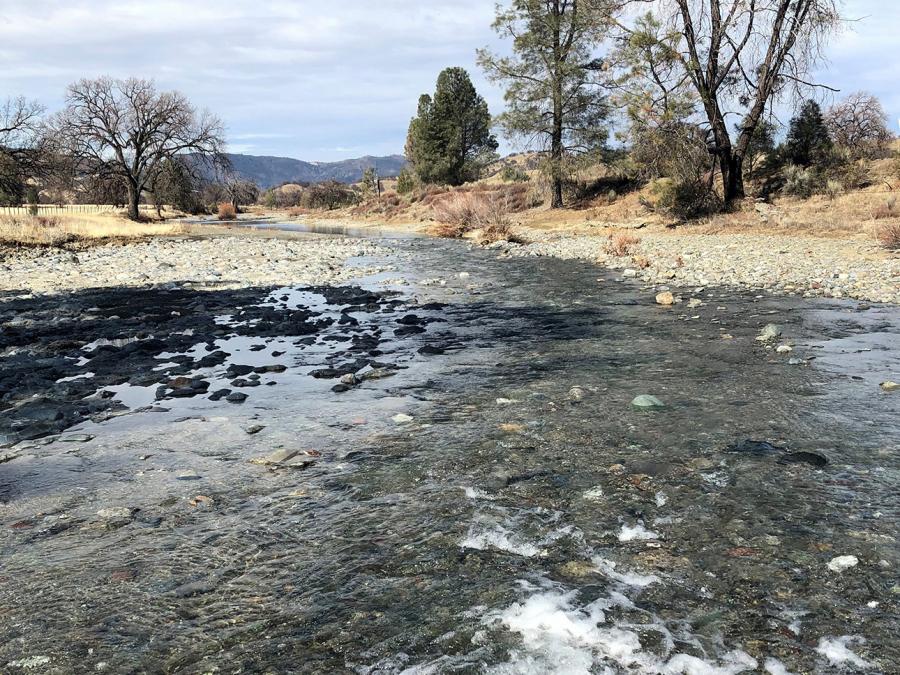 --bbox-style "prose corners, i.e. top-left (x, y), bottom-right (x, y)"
top-left (0, 0), bottom-right (896, 161)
